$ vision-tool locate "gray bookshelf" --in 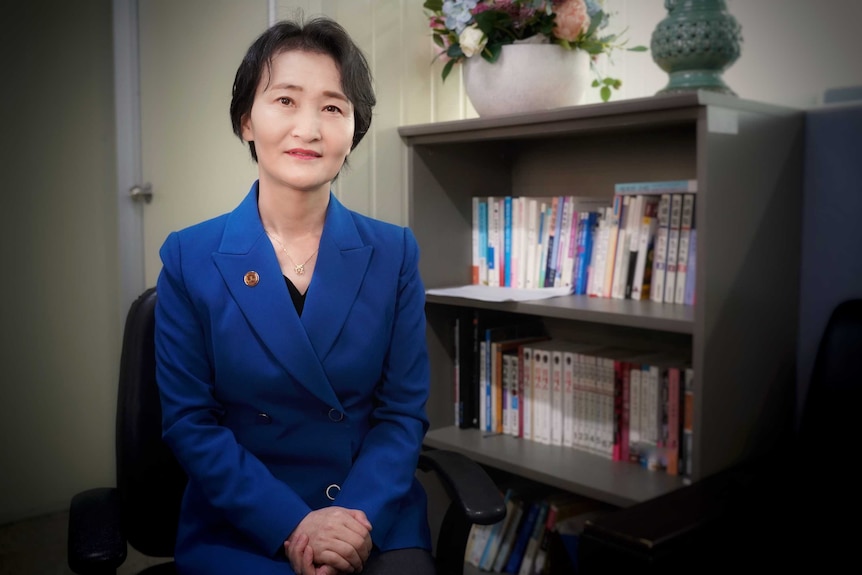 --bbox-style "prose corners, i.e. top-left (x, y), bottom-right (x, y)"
top-left (400, 91), bottom-right (804, 508)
